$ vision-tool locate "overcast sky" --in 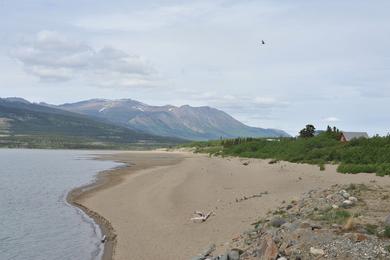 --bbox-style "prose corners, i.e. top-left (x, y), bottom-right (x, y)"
top-left (1, 0), bottom-right (389, 135)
